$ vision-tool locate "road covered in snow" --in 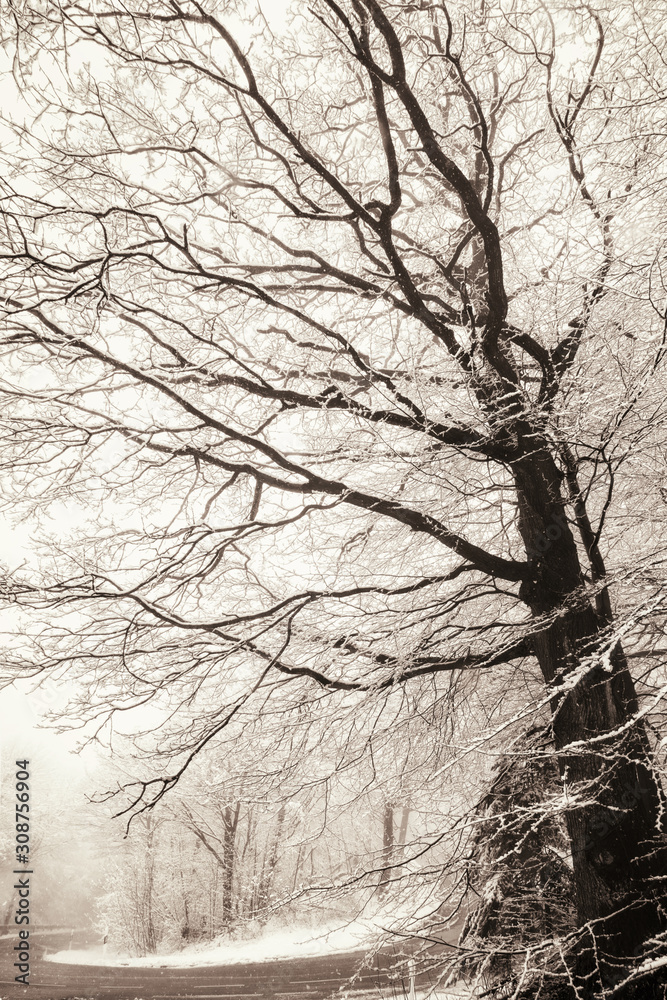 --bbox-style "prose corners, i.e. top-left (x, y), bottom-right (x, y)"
top-left (1, 923), bottom-right (469, 1000)
top-left (45, 919), bottom-right (381, 969)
